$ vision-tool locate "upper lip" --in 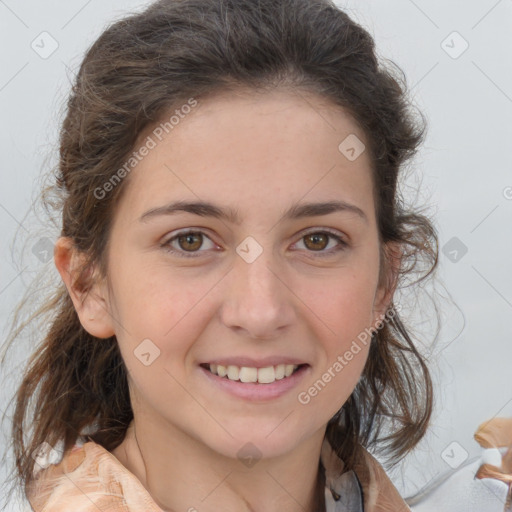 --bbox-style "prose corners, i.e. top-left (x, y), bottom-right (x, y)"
top-left (201, 357), bottom-right (308, 368)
